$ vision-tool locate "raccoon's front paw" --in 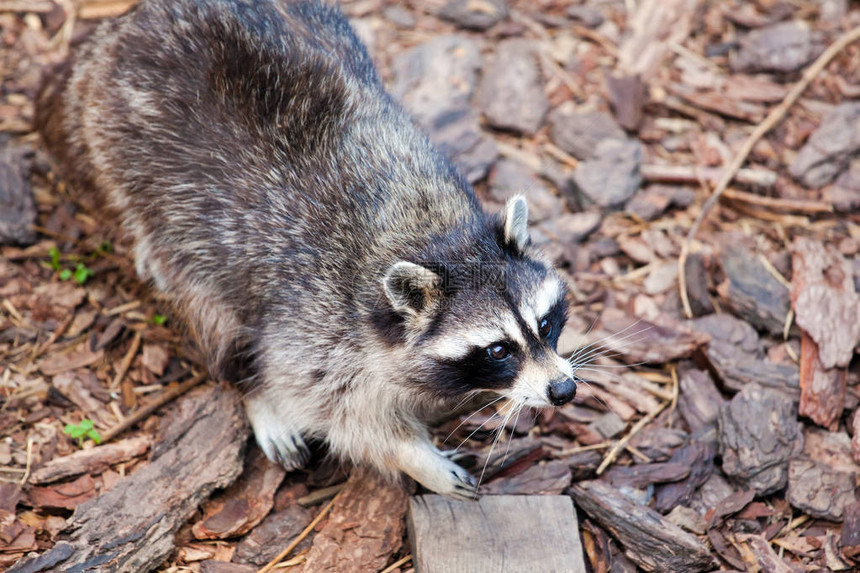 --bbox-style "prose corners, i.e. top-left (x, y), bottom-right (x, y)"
top-left (397, 443), bottom-right (478, 501)
top-left (246, 399), bottom-right (310, 471)
top-left (261, 428), bottom-right (310, 471)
